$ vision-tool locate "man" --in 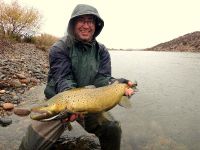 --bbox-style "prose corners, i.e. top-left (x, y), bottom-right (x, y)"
top-left (20, 4), bottom-right (134, 150)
